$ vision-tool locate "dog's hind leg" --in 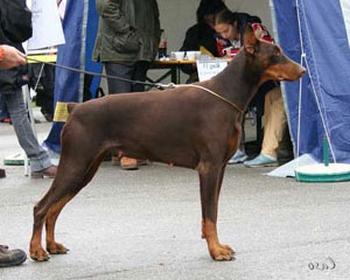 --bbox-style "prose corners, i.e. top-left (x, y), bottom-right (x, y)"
top-left (45, 194), bottom-right (74, 255)
top-left (30, 151), bottom-right (106, 261)
top-left (45, 153), bottom-right (106, 255)
top-left (30, 187), bottom-right (63, 261)
top-left (198, 163), bottom-right (235, 261)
